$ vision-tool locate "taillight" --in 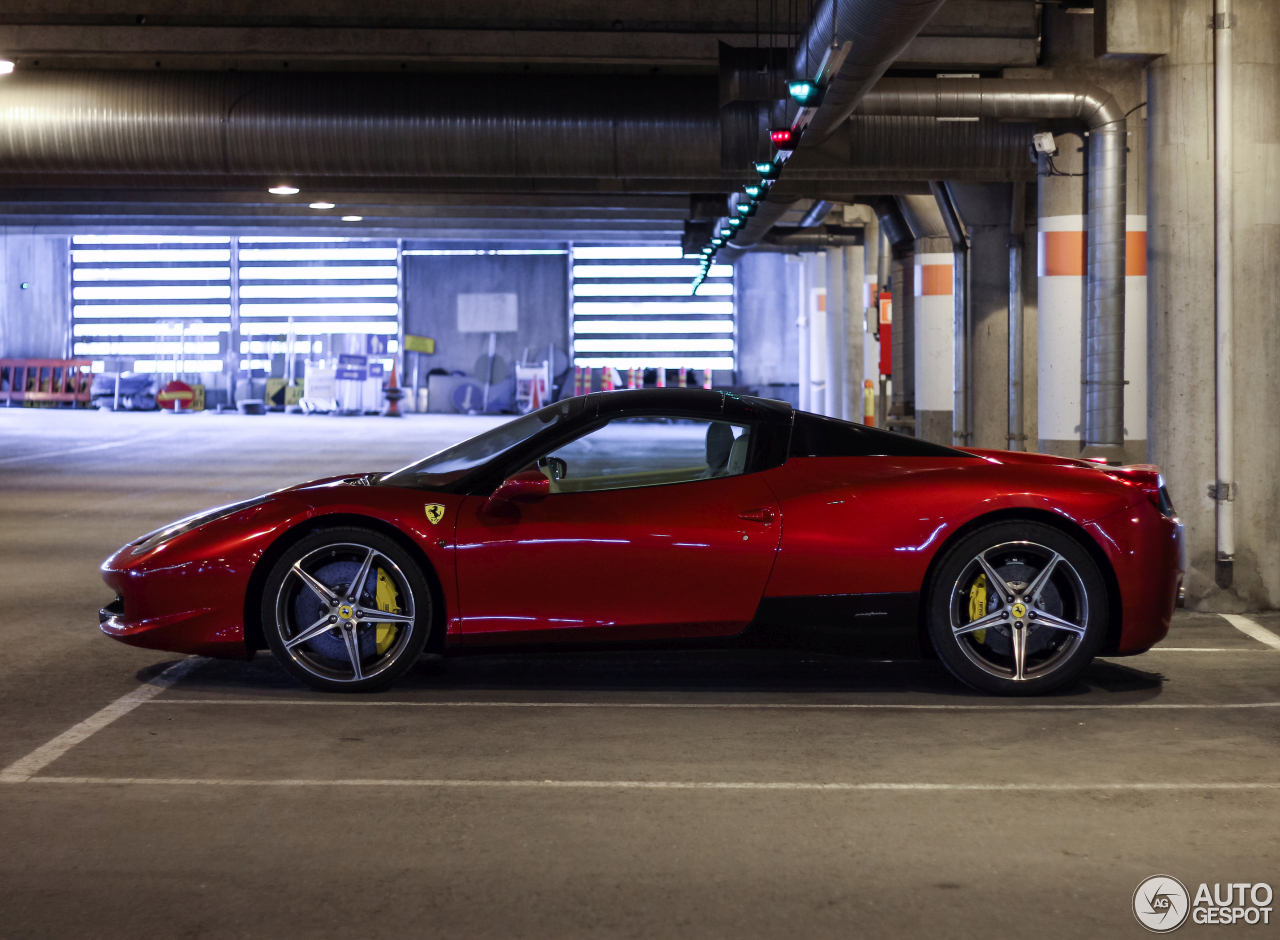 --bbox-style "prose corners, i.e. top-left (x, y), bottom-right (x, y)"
top-left (1156, 474), bottom-right (1177, 518)
top-left (1096, 464), bottom-right (1176, 518)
